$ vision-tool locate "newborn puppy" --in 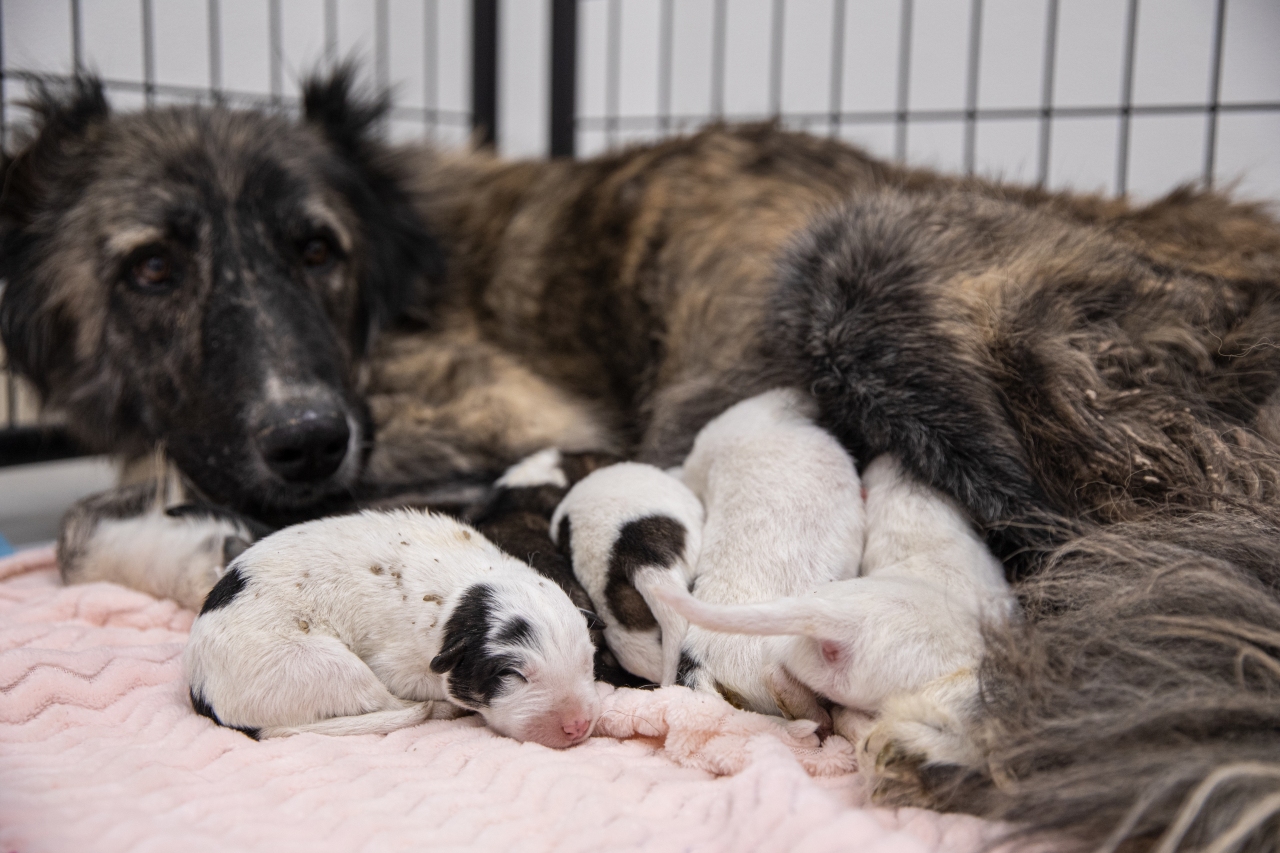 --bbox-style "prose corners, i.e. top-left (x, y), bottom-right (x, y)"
top-left (464, 448), bottom-right (646, 686)
top-left (674, 387), bottom-right (866, 716)
top-left (550, 462), bottom-right (704, 686)
top-left (657, 453), bottom-right (1012, 720)
top-left (185, 509), bottom-right (601, 748)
